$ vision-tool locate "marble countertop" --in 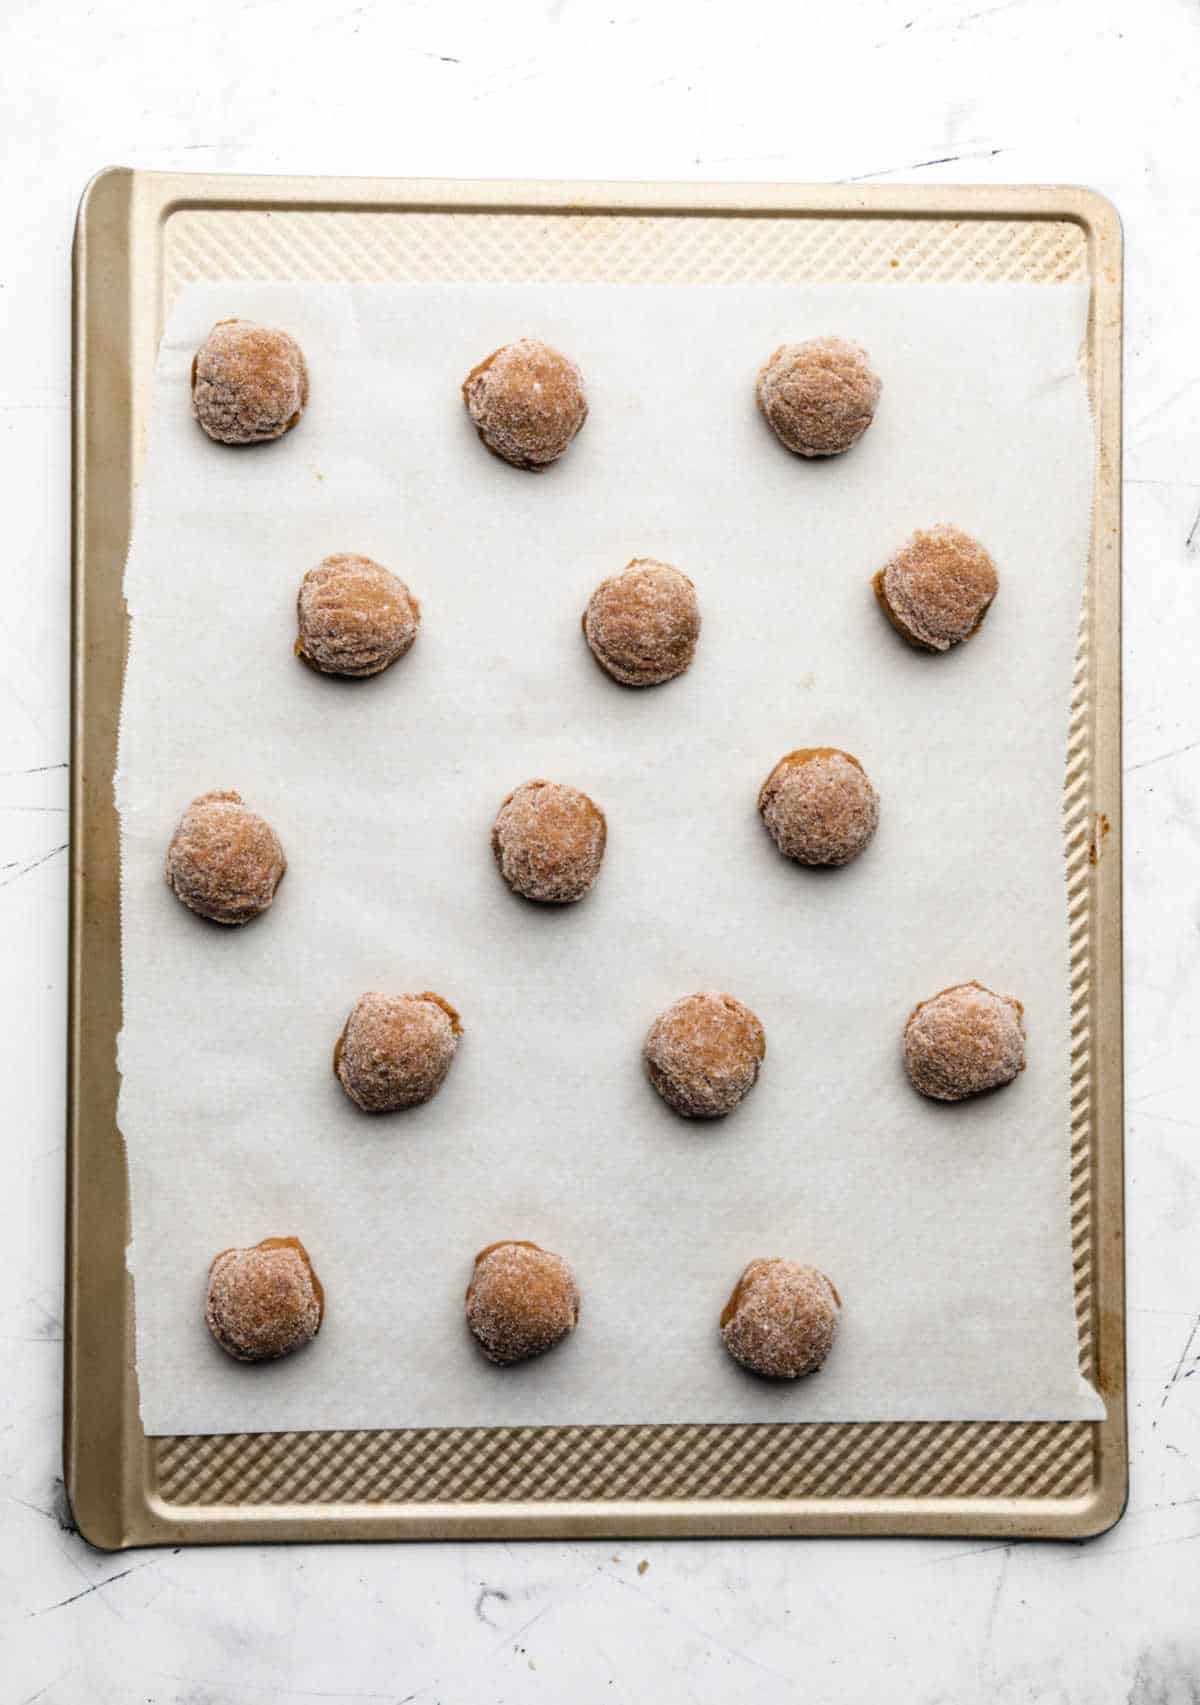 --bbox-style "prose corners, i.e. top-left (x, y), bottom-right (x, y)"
top-left (2, 0), bottom-right (1197, 1699)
